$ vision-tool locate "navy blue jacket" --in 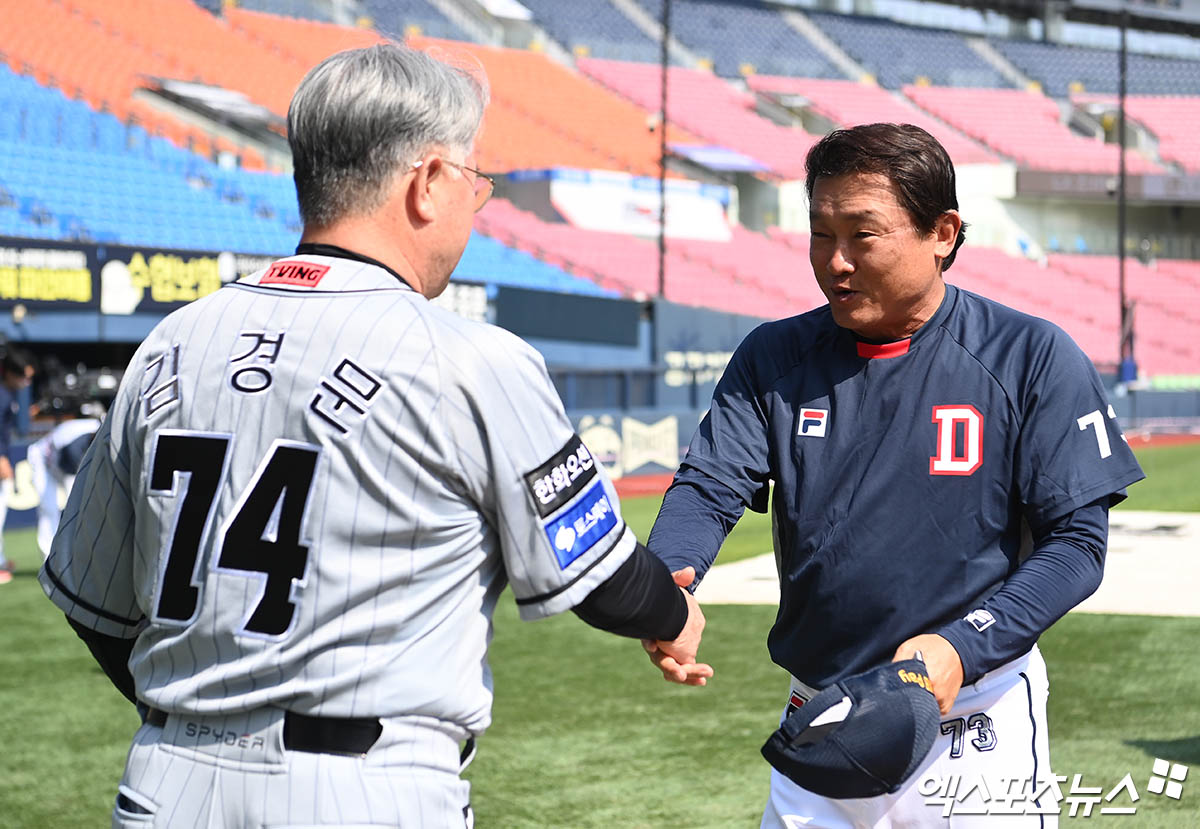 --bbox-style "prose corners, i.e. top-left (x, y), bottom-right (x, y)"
top-left (650, 284), bottom-right (1144, 687)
